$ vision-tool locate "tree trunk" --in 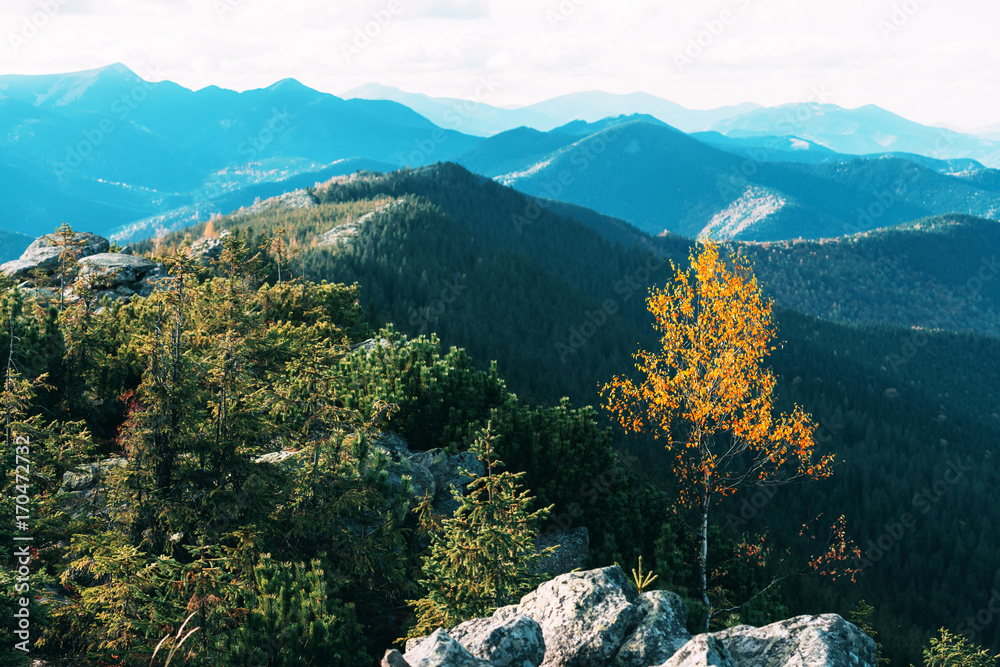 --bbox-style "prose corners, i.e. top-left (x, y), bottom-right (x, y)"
top-left (700, 488), bottom-right (711, 631)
